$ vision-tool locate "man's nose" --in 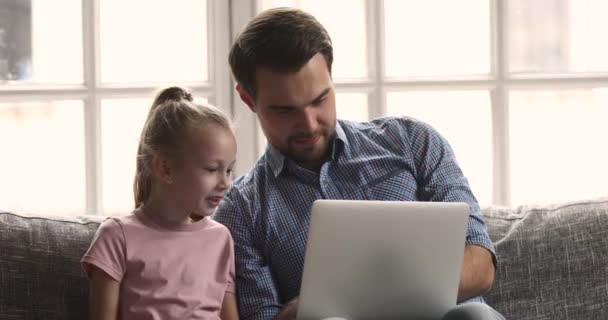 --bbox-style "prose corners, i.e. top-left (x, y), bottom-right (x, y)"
top-left (299, 107), bottom-right (319, 132)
